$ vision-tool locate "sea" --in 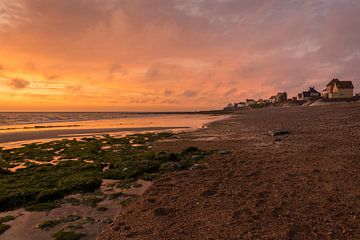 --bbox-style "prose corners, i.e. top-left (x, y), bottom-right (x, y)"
top-left (0, 112), bottom-right (225, 148)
